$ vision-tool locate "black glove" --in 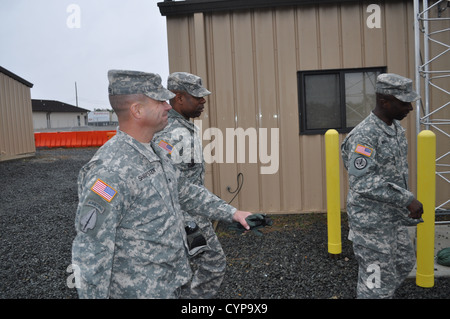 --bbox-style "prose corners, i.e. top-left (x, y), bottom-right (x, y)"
top-left (228, 214), bottom-right (273, 236)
